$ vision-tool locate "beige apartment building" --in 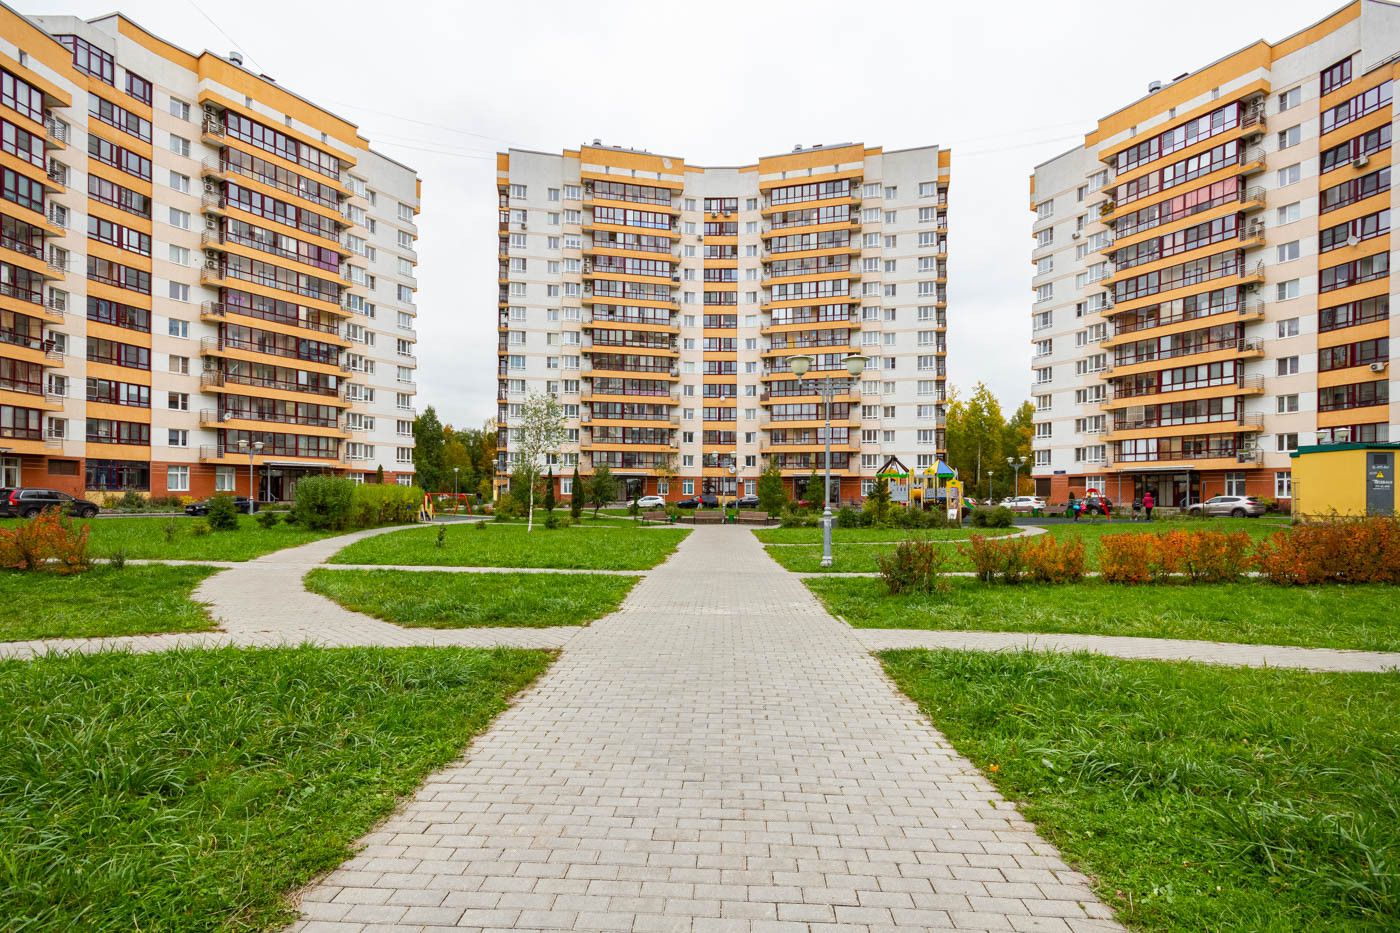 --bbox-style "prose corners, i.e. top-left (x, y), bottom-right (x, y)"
top-left (1030, 0), bottom-right (1396, 509)
top-left (0, 4), bottom-right (419, 502)
top-left (496, 142), bottom-right (950, 503)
